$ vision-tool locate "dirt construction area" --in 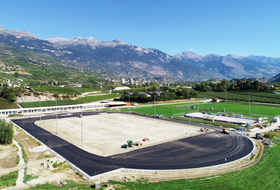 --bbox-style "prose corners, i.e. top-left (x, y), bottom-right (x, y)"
top-left (35, 113), bottom-right (212, 157)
